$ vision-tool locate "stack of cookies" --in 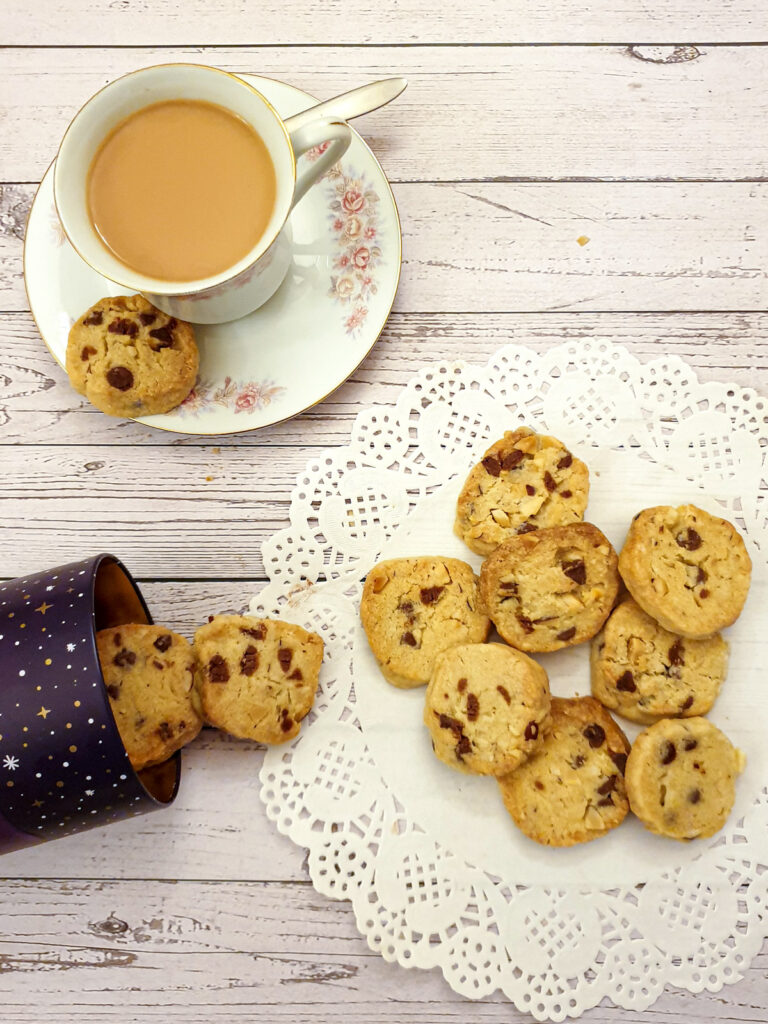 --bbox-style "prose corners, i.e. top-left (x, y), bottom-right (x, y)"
top-left (360, 427), bottom-right (751, 847)
top-left (96, 614), bottom-right (324, 771)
